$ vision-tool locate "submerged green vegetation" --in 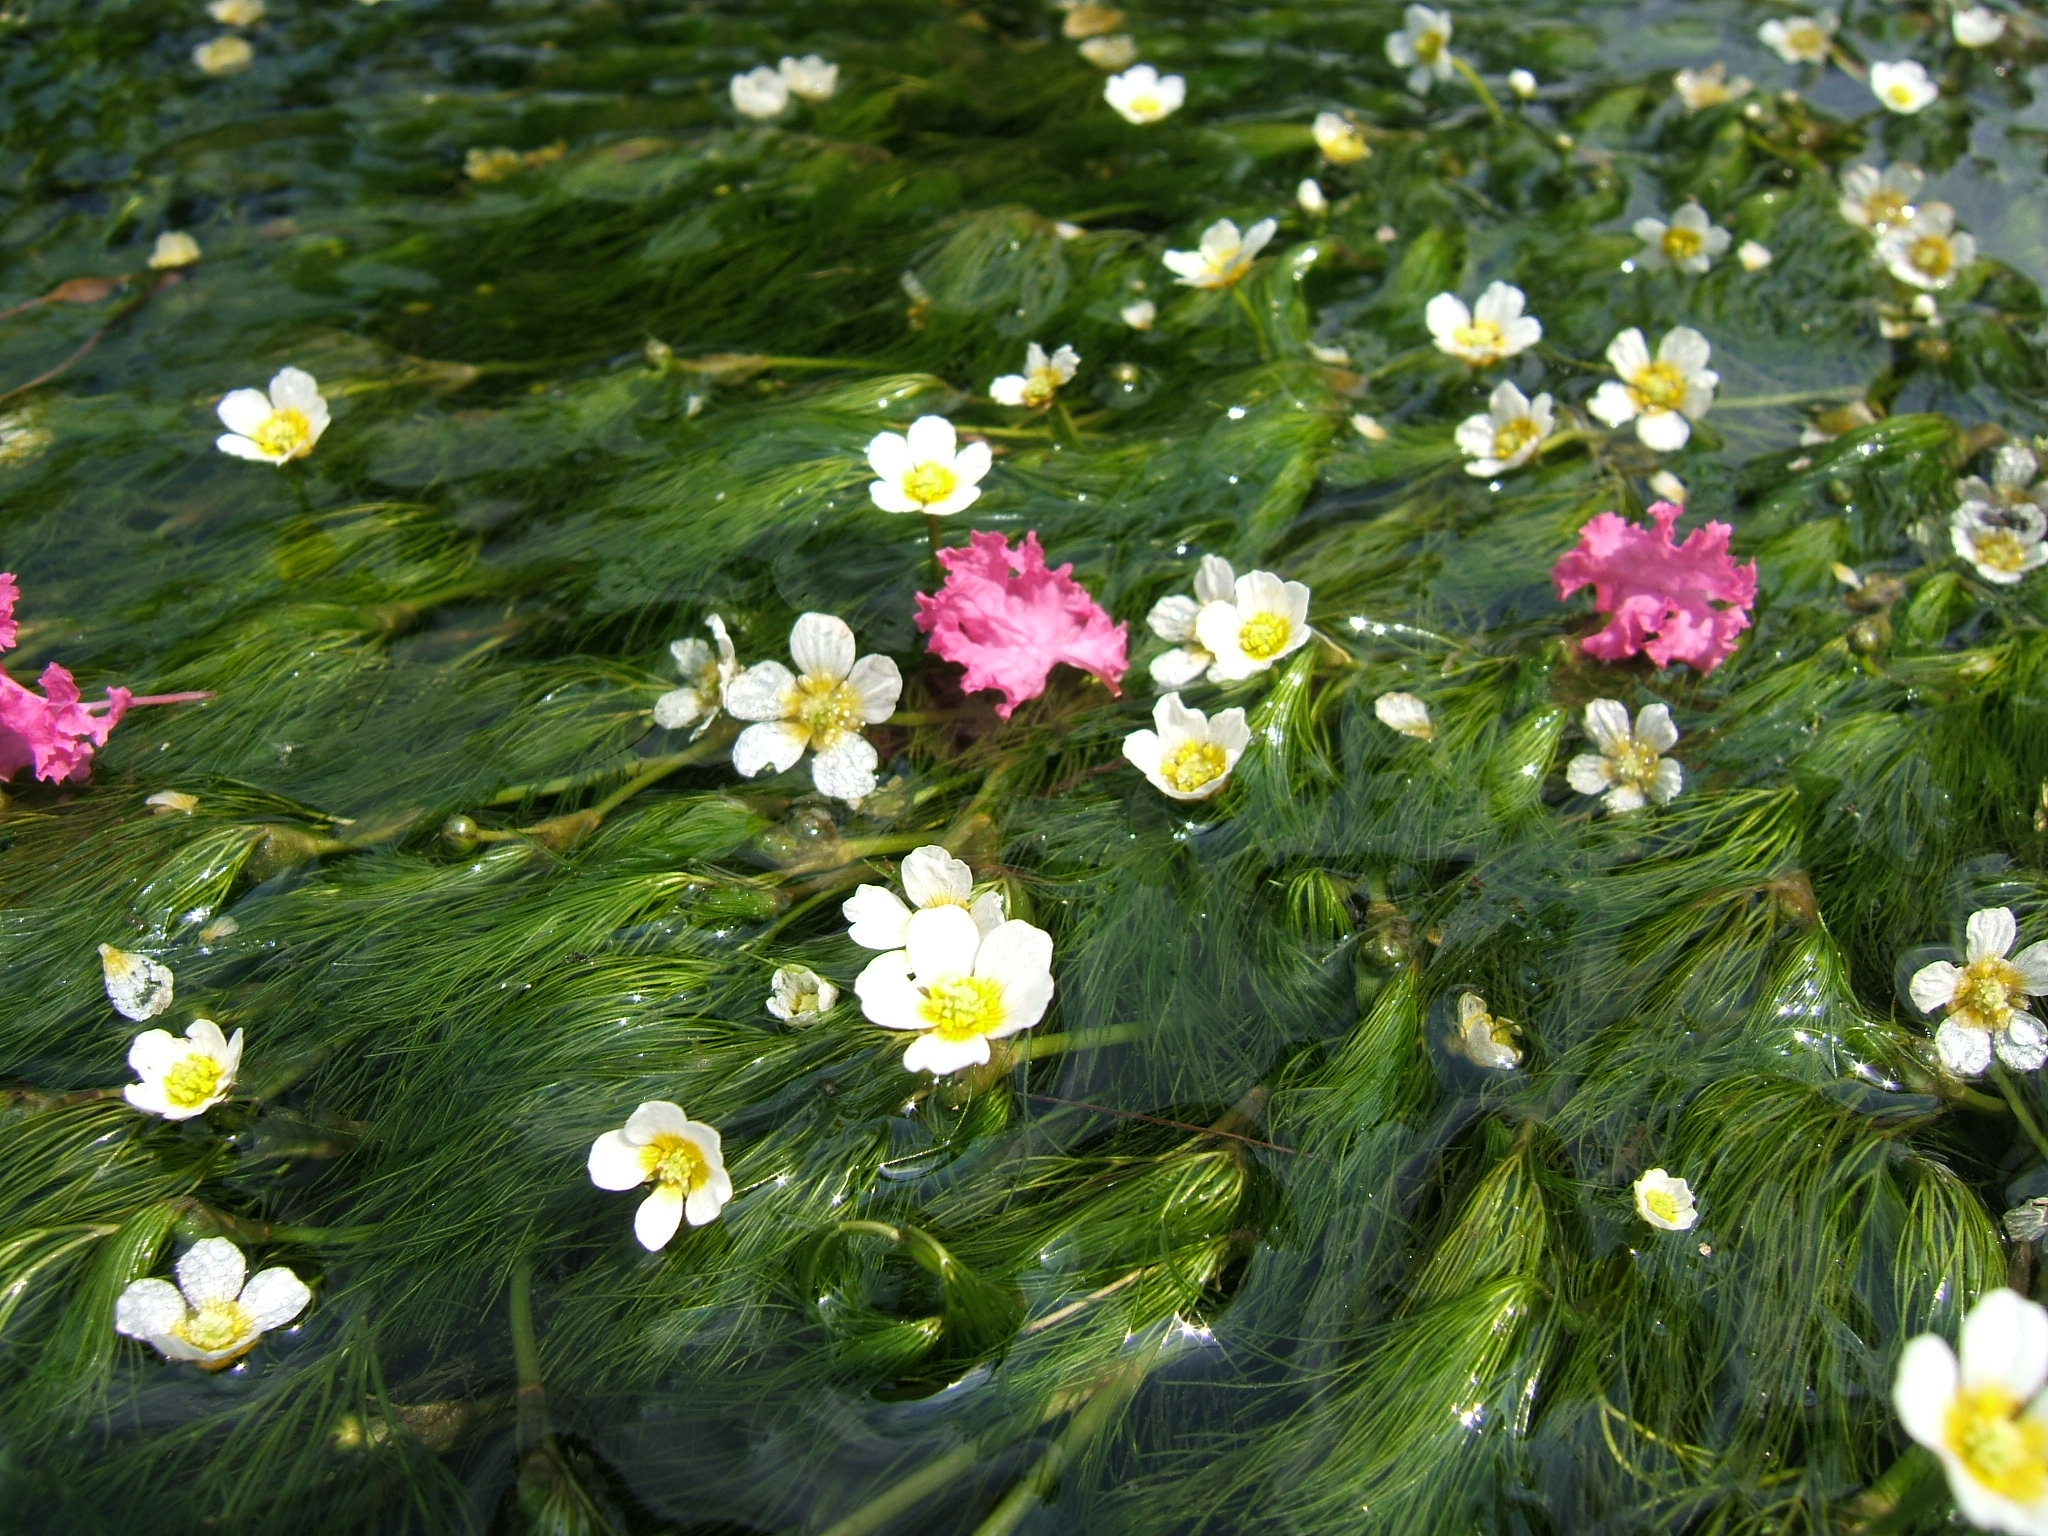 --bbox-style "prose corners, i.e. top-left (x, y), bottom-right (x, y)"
top-left (5, 0), bottom-right (2048, 1531)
